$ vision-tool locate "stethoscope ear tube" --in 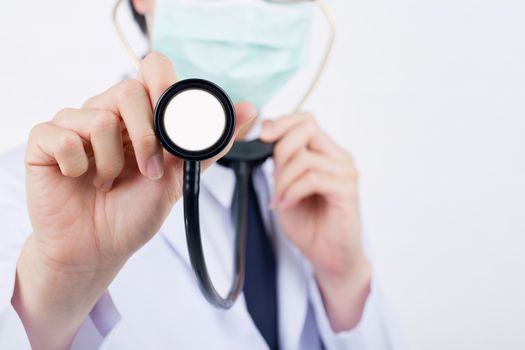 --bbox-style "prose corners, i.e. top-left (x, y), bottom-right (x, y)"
top-left (183, 160), bottom-right (250, 309)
